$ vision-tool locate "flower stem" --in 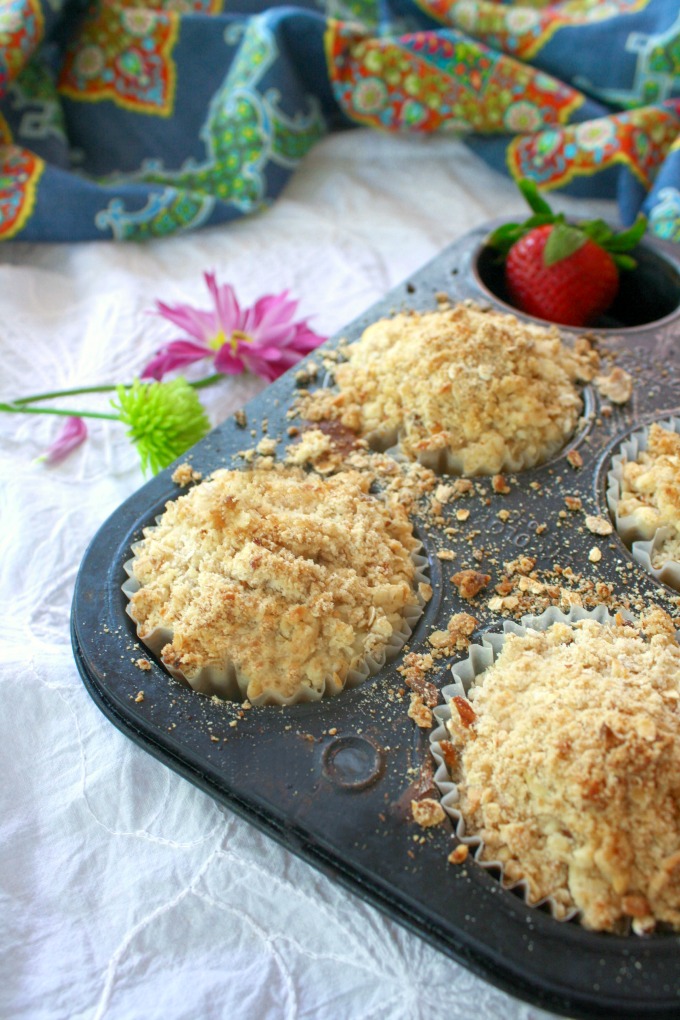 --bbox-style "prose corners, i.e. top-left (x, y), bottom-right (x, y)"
top-left (192, 372), bottom-right (224, 390)
top-left (0, 402), bottom-right (119, 421)
top-left (12, 384), bottom-right (118, 405)
top-left (12, 373), bottom-right (224, 406)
